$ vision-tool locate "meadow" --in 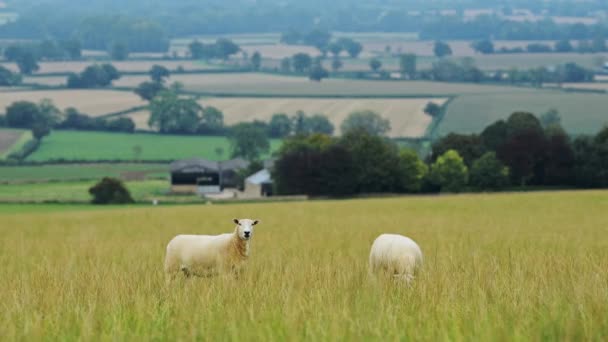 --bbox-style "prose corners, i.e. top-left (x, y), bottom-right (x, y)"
top-left (0, 163), bottom-right (168, 183)
top-left (0, 90), bottom-right (145, 116)
top-left (26, 131), bottom-right (282, 162)
top-left (0, 190), bottom-right (607, 340)
top-left (0, 129), bottom-right (31, 159)
top-left (441, 91), bottom-right (608, 136)
top-left (114, 73), bottom-right (529, 96)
